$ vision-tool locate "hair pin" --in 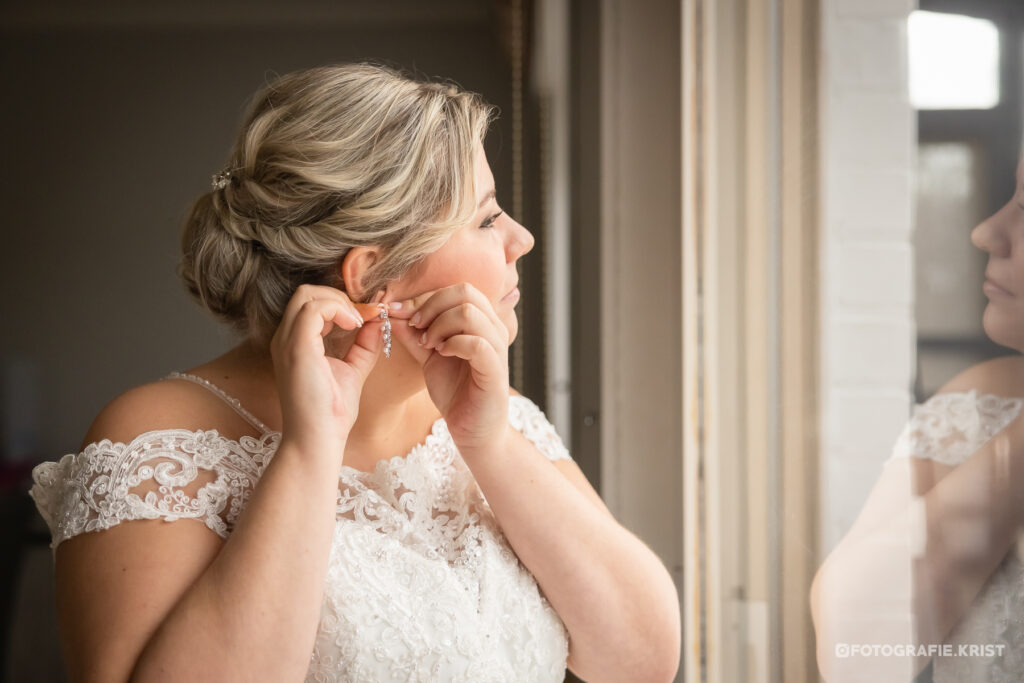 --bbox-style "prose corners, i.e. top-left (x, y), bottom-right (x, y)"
top-left (212, 169), bottom-right (232, 190)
